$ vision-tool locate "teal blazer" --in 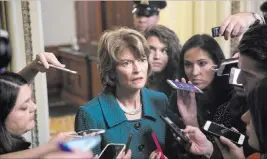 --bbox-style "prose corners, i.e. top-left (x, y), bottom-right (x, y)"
top-left (75, 88), bottom-right (169, 159)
